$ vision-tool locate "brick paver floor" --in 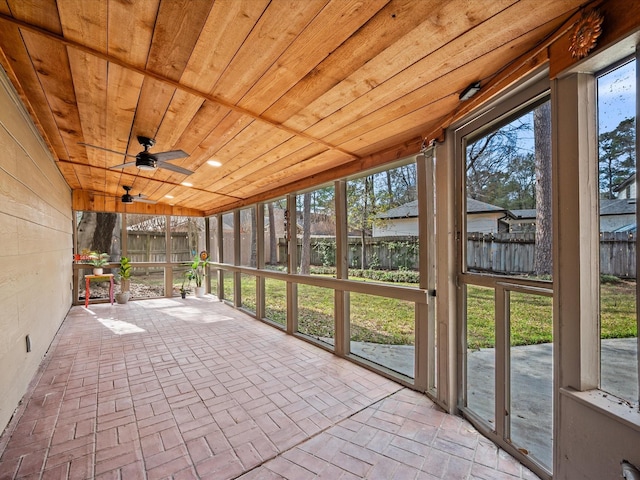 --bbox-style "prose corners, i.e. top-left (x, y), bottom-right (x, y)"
top-left (0, 297), bottom-right (539, 479)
